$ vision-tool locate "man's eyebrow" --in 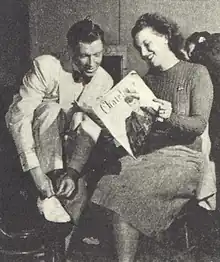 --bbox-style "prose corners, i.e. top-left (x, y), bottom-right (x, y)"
top-left (91, 50), bottom-right (104, 55)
